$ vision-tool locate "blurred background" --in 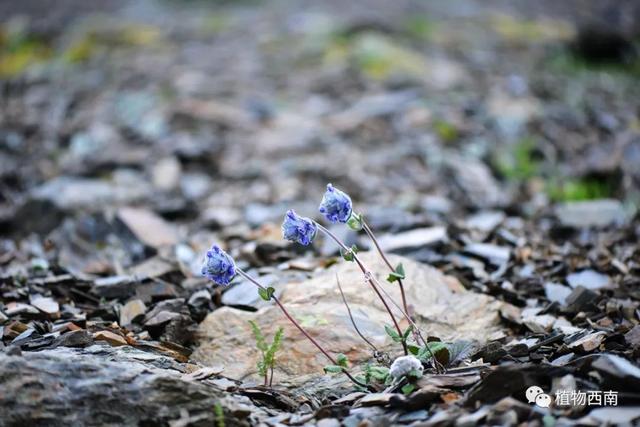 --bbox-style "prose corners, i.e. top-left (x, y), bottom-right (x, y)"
top-left (1, 0), bottom-right (639, 272)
